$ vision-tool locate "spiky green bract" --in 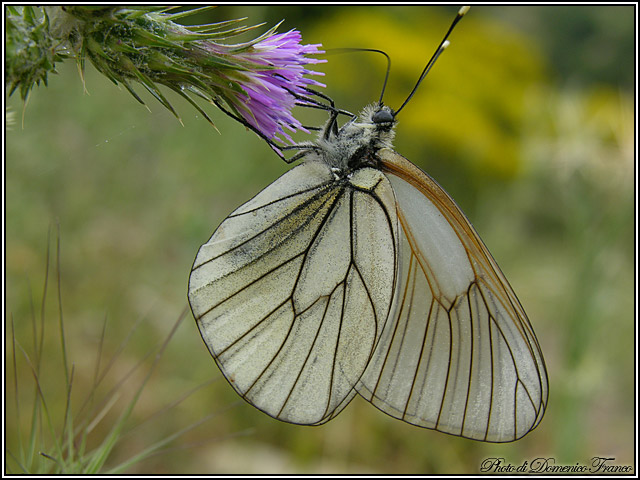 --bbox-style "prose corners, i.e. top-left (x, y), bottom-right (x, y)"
top-left (6, 6), bottom-right (68, 101)
top-left (6, 6), bottom-right (325, 143)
